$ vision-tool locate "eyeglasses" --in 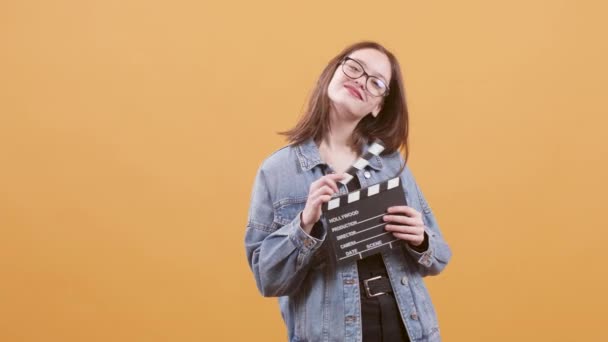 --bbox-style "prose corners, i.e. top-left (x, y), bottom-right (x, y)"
top-left (340, 57), bottom-right (390, 97)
